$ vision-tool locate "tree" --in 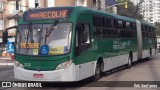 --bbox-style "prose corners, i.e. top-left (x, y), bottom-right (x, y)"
top-left (155, 22), bottom-right (160, 36)
top-left (116, 0), bottom-right (144, 20)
